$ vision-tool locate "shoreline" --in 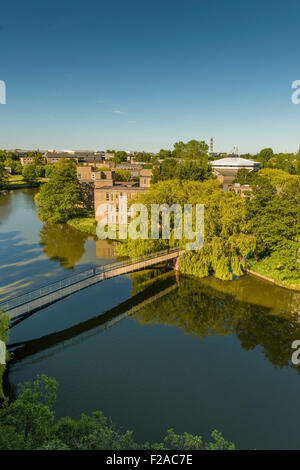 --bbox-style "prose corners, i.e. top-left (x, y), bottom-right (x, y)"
top-left (246, 268), bottom-right (300, 291)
